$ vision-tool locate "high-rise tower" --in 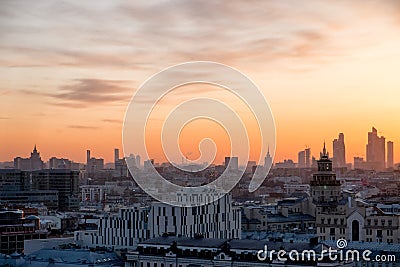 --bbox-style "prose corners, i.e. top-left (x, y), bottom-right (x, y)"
top-left (387, 141), bottom-right (394, 169)
top-left (333, 133), bottom-right (346, 168)
top-left (366, 127), bottom-right (385, 170)
top-left (264, 146), bottom-right (272, 170)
